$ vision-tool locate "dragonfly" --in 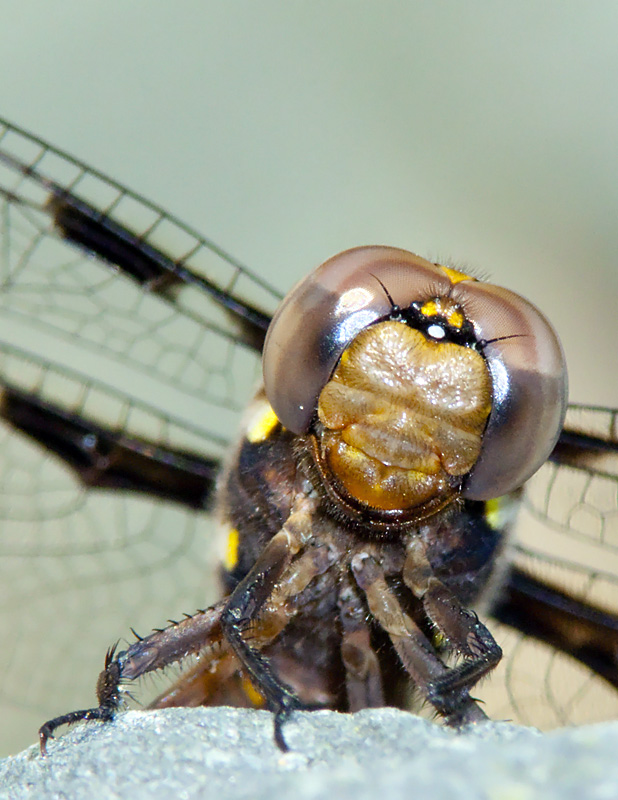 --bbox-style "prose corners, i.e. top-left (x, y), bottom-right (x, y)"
top-left (0, 117), bottom-right (617, 757)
